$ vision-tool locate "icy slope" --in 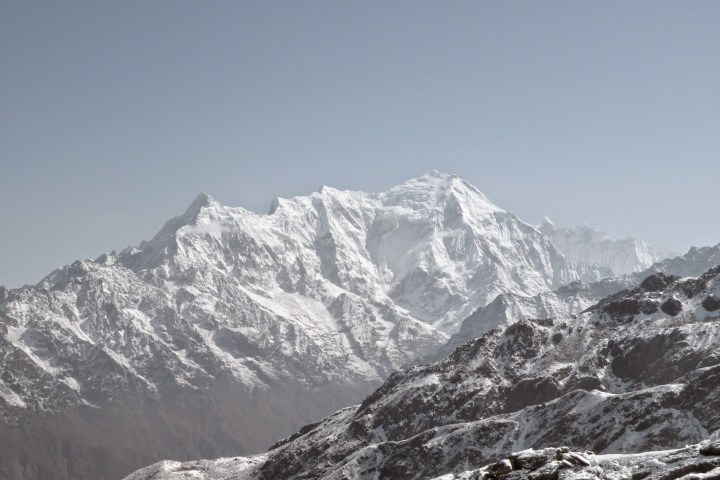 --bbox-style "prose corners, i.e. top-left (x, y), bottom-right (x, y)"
top-left (0, 171), bottom-right (582, 479)
top-left (126, 265), bottom-right (720, 479)
top-left (539, 217), bottom-right (671, 276)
